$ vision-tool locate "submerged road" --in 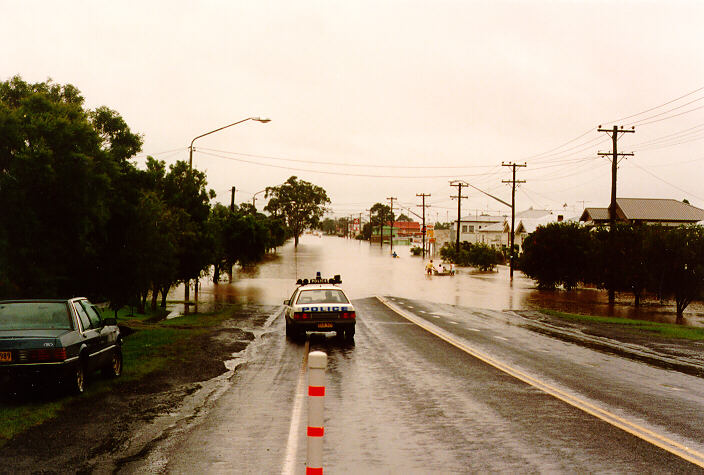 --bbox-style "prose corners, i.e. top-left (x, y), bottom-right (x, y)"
top-left (121, 297), bottom-right (704, 473)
